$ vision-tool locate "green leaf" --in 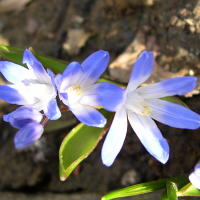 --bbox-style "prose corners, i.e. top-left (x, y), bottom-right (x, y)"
top-left (166, 181), bottom-right (178, 200)
top-left (178, 183), bottom-right (200, 196)
top-left (59, 110), bottom-right (113, 181)
top-left (101, 179), bottom-right (167, 200)
top-left (0, 45), bottom-right (67, 74)
top-left (160, 96), bottom-right (189, 109)
top-left (161, 190), bottom-right (169, 200)
top-left (44, 118), bottom-right (77, 133)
